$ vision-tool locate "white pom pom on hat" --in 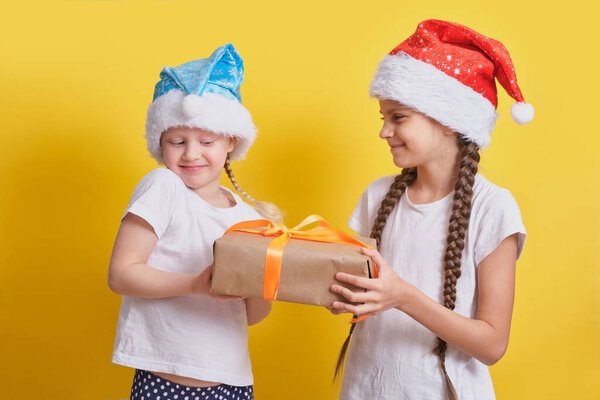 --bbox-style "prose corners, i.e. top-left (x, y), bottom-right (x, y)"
top-left (511, 102), bottom-right (534, 125)
top-left (182, 94), bottom-right (207, 119)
